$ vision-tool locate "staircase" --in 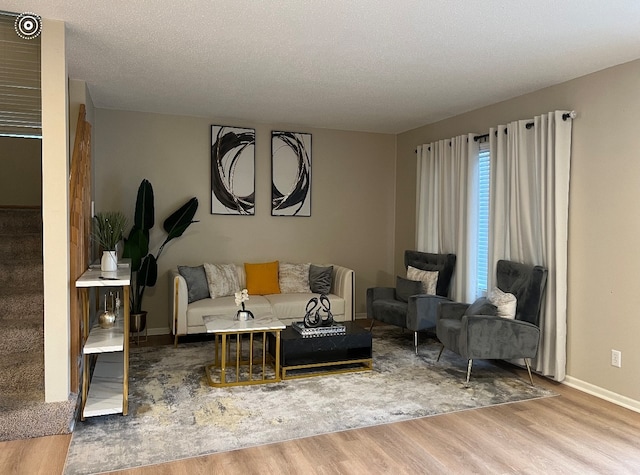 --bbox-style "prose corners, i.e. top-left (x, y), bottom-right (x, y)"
top-left (0, 208), bottom-right (76, 441)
